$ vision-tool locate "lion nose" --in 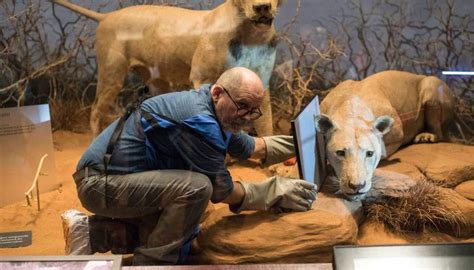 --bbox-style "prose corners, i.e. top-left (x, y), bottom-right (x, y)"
top-left (253, 3), bottom-right (271, 14)
top-left (348, 181), bottom-right (366, 192)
